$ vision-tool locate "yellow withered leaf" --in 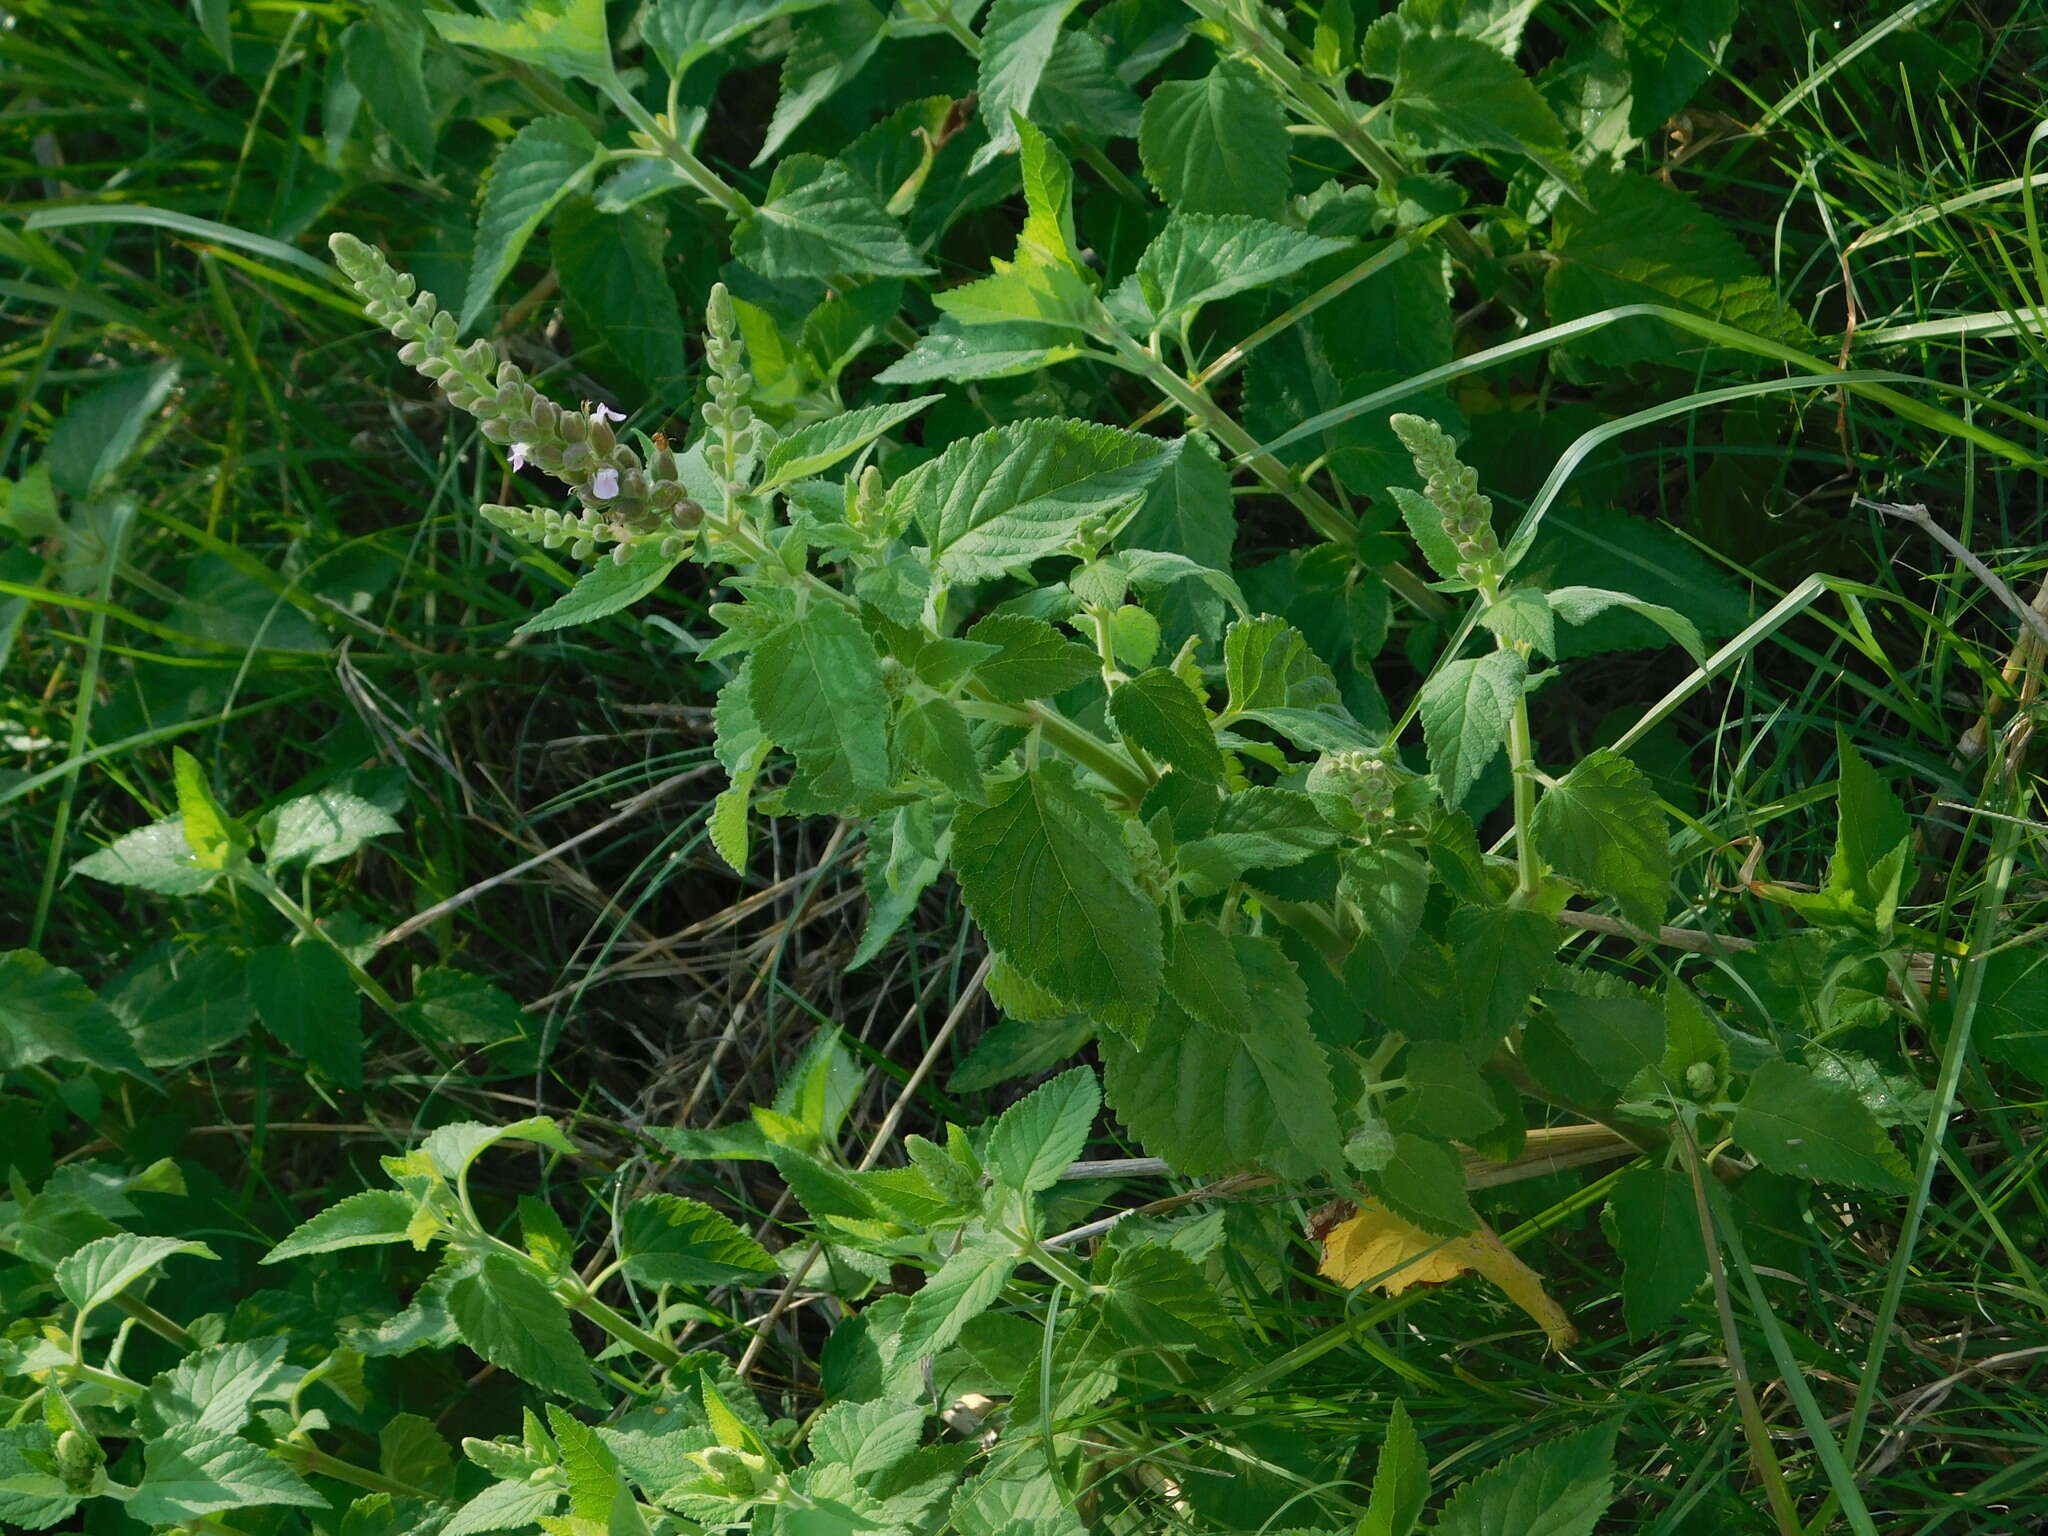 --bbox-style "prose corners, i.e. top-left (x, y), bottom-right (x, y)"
top-left (1315, 1200), bottom-right (1579, 1349)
